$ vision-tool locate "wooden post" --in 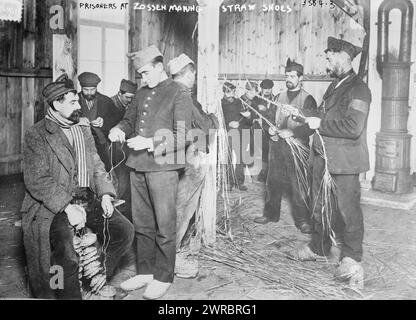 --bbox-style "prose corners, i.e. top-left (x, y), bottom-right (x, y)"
top-left (21, 0), bottom-right (36, 150)
top-left (196, 0), bottom-right (223, 245)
